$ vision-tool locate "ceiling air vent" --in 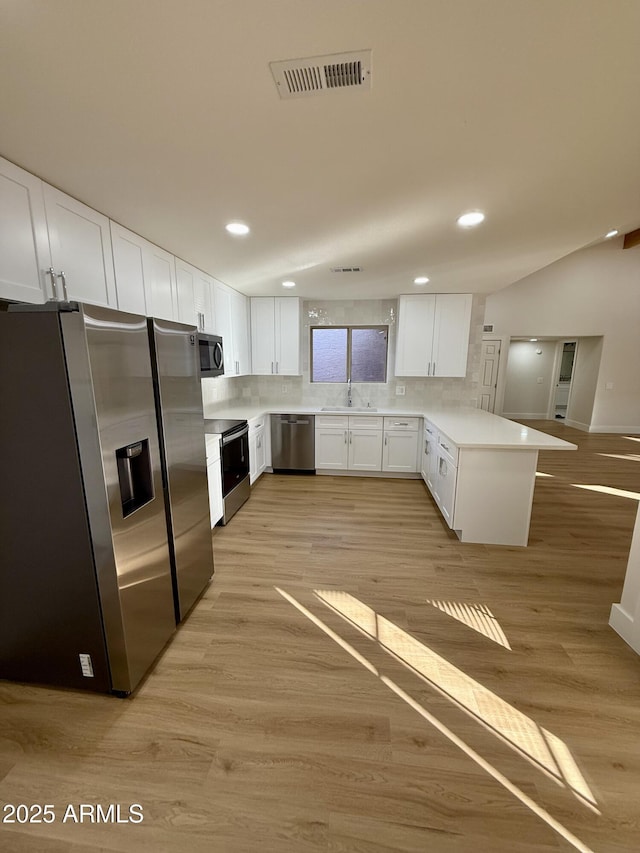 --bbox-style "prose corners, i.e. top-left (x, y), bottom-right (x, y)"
top-left (483, 324), bottom-right (494, 333)
top-left (270, 50), bottom-right (372, 100)
top-left (331, 266), bottom-right (362, 273)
